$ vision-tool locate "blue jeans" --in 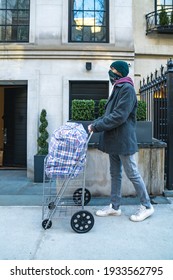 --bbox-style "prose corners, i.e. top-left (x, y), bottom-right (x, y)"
top-left (109, 154), bottom-right (151, 210)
